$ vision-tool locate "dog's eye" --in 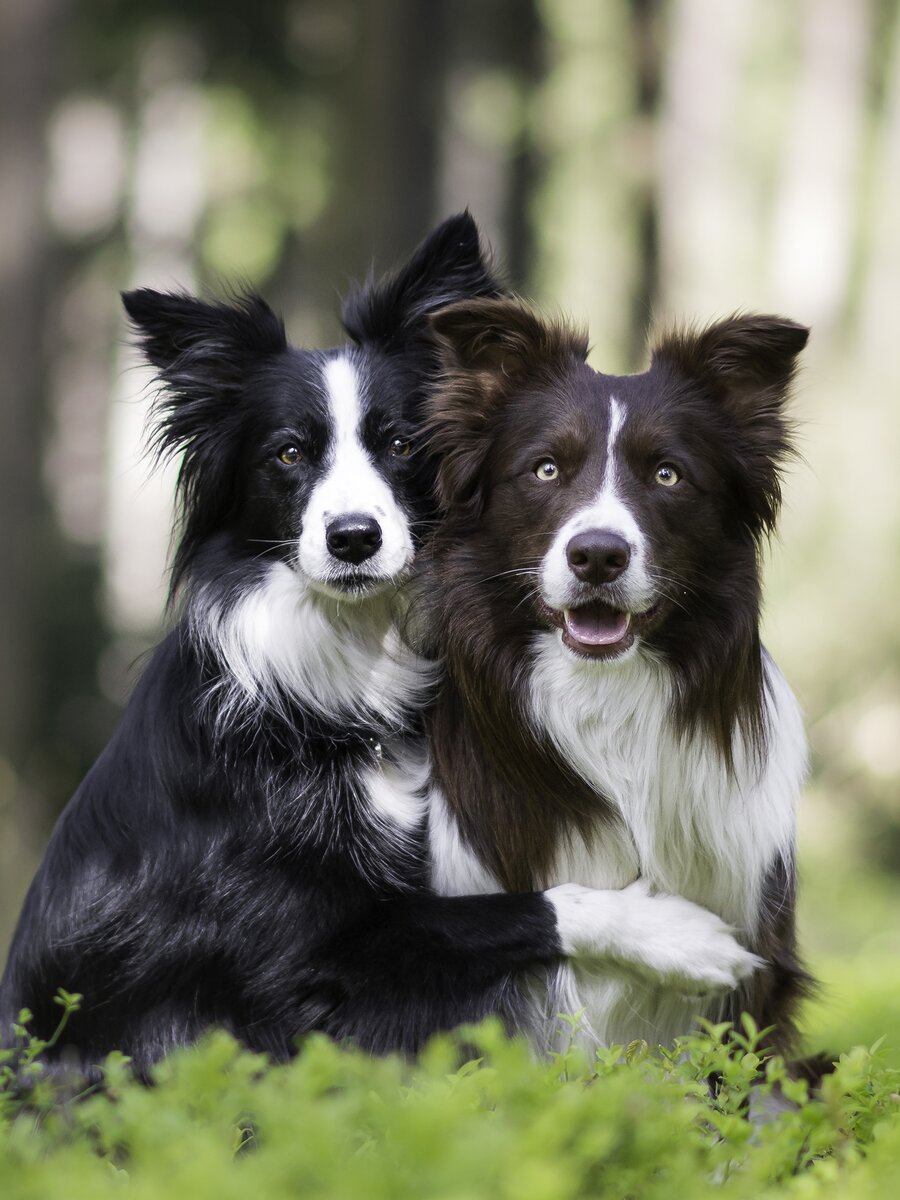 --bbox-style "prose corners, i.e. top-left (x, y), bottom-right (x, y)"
top-left (535, 460), bottom-right (559, 482)
top-left (654, 463), bottom-right (680, 487)
top-left (389, 437), bottom-right (412, 458)
top-left (278, 445), bottom-right (302, 466)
